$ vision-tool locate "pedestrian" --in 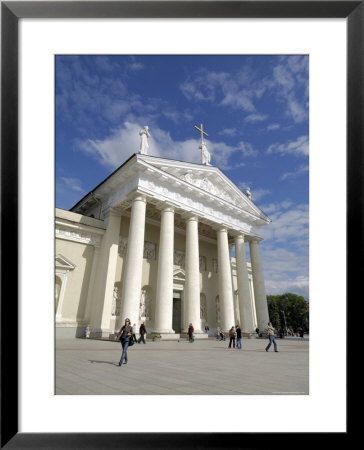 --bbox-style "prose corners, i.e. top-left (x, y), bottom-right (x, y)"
top-left (116, 318), bottom-right (133, 366)
top-left (188, 323), bottom-right (195, 343)
top-left (137, 322), bottom-right (147, 344)
top-left (299, 328), bottom-right (304, 338)
top-left (264, 322), bottom-right (278, 352)
top-left (216, 326), bottom-right (221, 340)
top-left (235, 324), bottom-right (242, 349)
top-left (228, 326), bottom-right (236, 348)
top-left (255, 327), bottom-right (260, 337)
top-left (204, 324), bottom-right (209, 334)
